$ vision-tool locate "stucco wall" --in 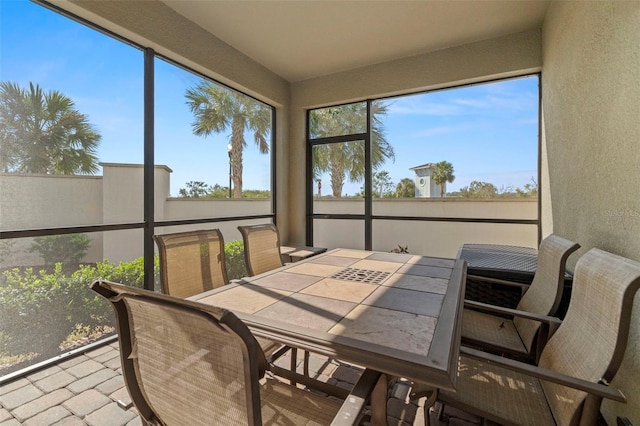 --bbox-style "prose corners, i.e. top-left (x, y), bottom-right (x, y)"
top-left (100, 164), bottom-right (276, 262)
top-left (0, 173), bottom-right (103, 229)
top-left (542, 1), bottom-right (640, 422)
top-left (312, 198), bottom-right (538, 257)
top-left (1, 168), bottom-right (536, 267)
top-left (0, 173), bottom-right (104, 266)
top-left (288, 29), bottom-right (542, 245)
